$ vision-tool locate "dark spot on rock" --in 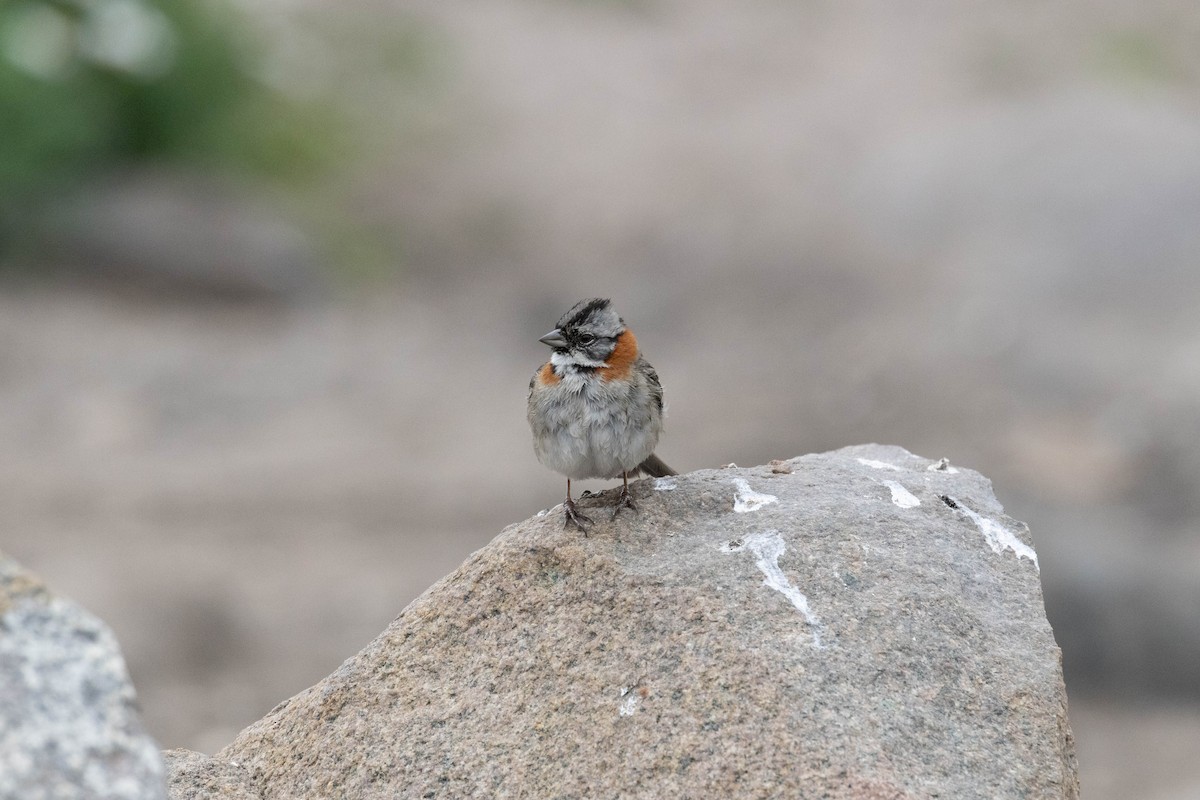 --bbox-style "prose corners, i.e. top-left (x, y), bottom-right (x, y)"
top-left (940, 495), bottom-right (959, 509)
